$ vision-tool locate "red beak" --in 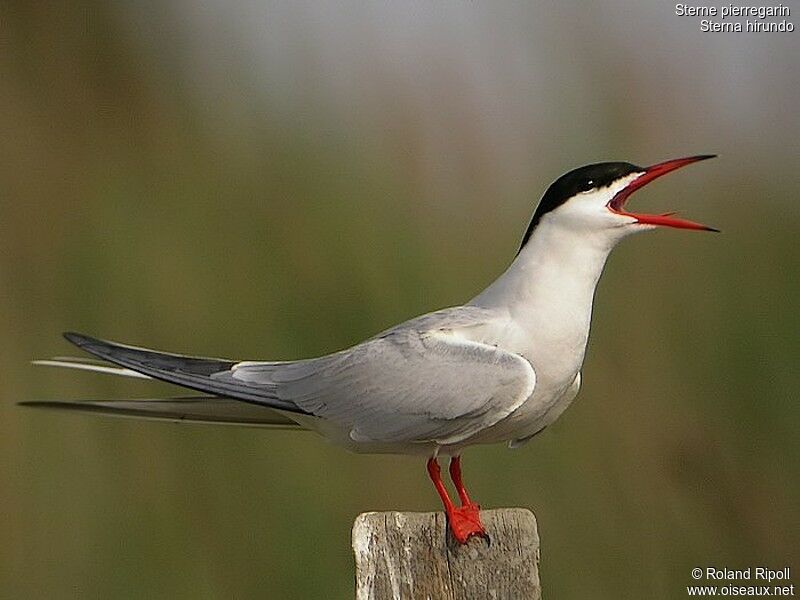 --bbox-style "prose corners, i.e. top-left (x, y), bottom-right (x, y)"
top-left (608, 155), bottom-right (719, 232)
